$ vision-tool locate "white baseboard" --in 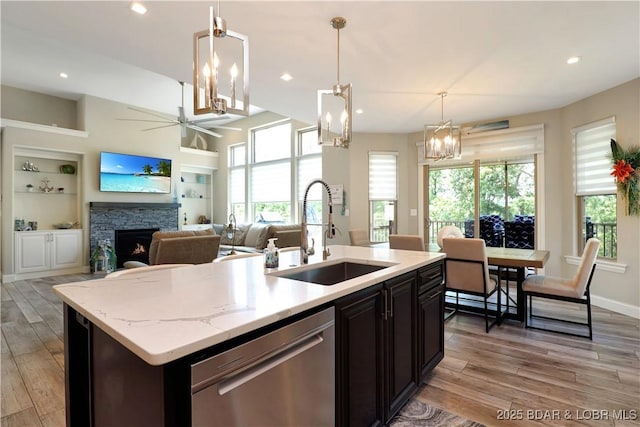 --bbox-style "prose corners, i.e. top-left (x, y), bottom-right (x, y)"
top-left (591, 294), bottom-right (640, 319)
top-left (2, 266), bottom-right (85, 283)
